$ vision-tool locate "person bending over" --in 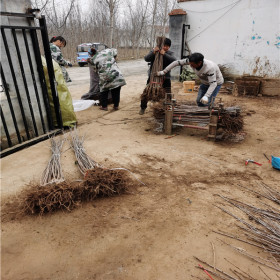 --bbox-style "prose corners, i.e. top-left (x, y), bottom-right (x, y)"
top-left (157, 52), bottom-right (224, 106)
top-left (88, 48), bottom-right (126, 111)
top-left (81, 47), bottom-right (100, 100)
